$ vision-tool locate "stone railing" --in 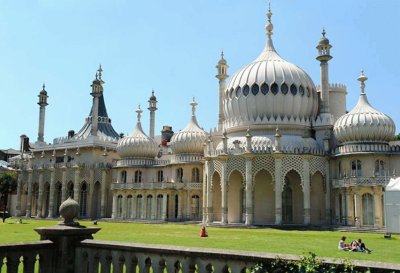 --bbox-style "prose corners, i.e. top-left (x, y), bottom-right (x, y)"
top-left (332, 176), bottom-right (390, 188)
top-left (0, 240), bottom-right (55, 272)
top-left (111, 182), bottom-right (202, 191)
